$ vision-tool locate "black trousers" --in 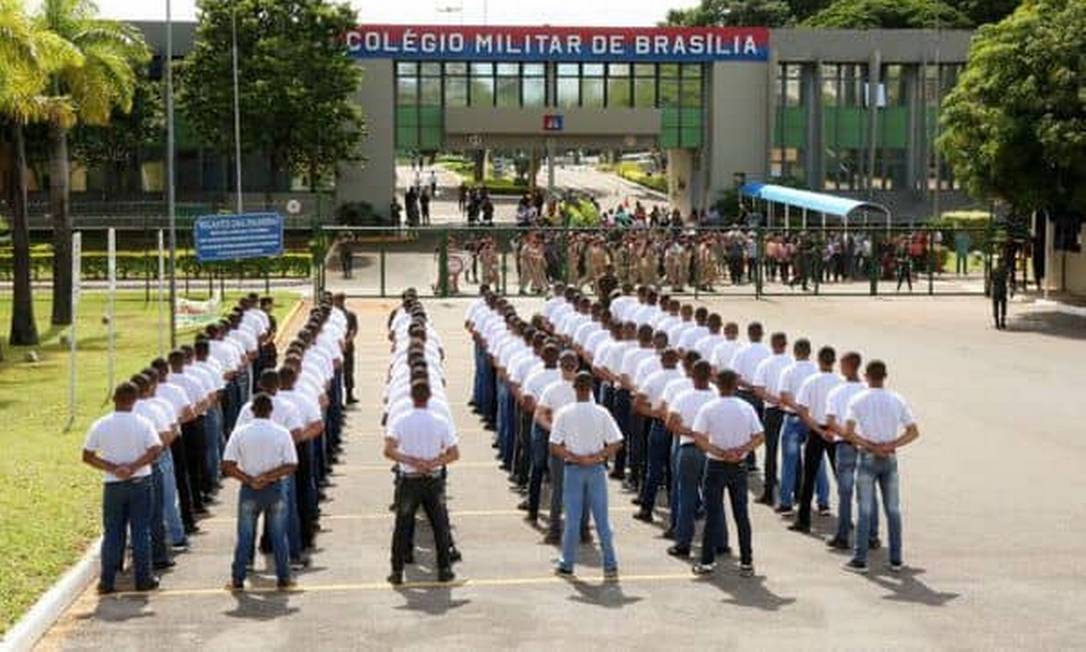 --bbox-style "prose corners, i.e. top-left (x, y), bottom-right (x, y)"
top-left (391, 475), bottom-right (452, 572)
top-left (169, 436), bottom-right (196, 528)
top-left (514, 408), bottom-right (532, 485)
top-left (993, 294), bottom-right (1007, 327)
top-left (296, 442), bottom-right (316, 549)
top-left (182, 418), bottom-right (208, 507)
top-left (737, 390), bottom-right (762, 468)
top-left (761, 407), bottom-right (784, 500)
top-left (343, 344), bottom-right (356, 397)
top-left (796, 431), bottom-right (837, 527)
